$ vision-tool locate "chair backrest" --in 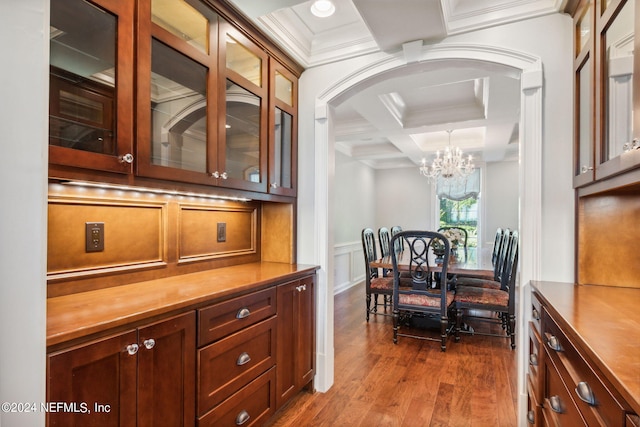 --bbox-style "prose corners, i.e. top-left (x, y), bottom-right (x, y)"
top-left (500, 230), bottom-right (519, 298)
top-left (361, 228), bottom-right (379, 289)
top-left (437, 226), bottom-right (468, 261)
top-left (378, 227), bottom-right (392, 276)
top-left (378, 227), bottom-right (391, 257)
top-left (491, 228), bottom-right (504, 266)
top-left (390, 226), bottom-right (404, 253)
top-left (494, 228), bottom-right (511, 281)
top-left (390, 230), bottom-right (451, 314)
